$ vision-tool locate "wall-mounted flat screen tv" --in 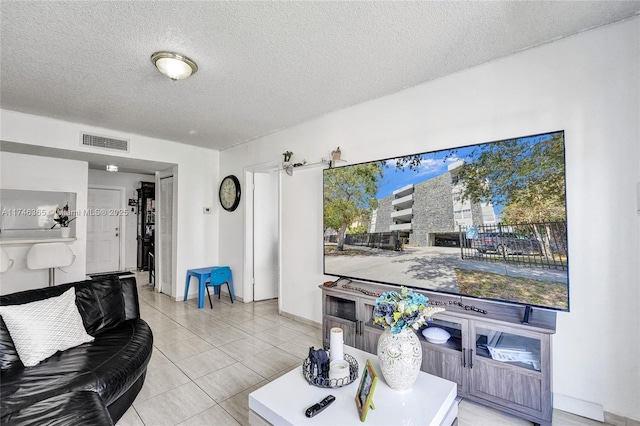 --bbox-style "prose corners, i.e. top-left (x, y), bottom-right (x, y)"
top-left (323, 131), bottom-right (568, 311)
